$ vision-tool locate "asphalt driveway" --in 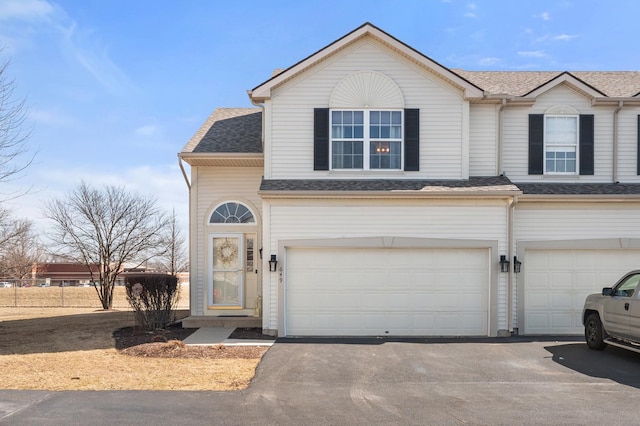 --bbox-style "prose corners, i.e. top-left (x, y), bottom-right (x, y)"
top-left (3, 337), bottom-right (640, 425)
